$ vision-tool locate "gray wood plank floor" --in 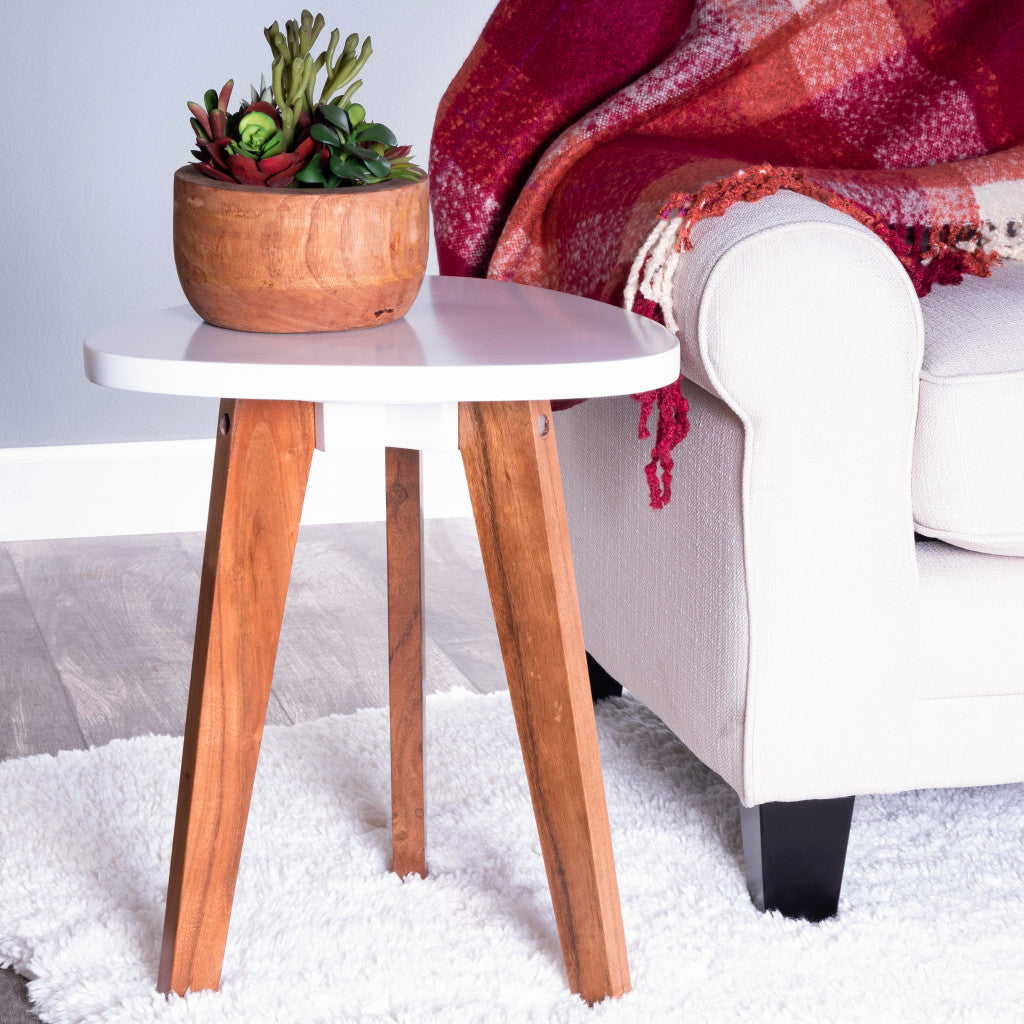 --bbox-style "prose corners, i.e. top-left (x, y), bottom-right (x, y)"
top-left (0, 518), bottom-right (506, 1024)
